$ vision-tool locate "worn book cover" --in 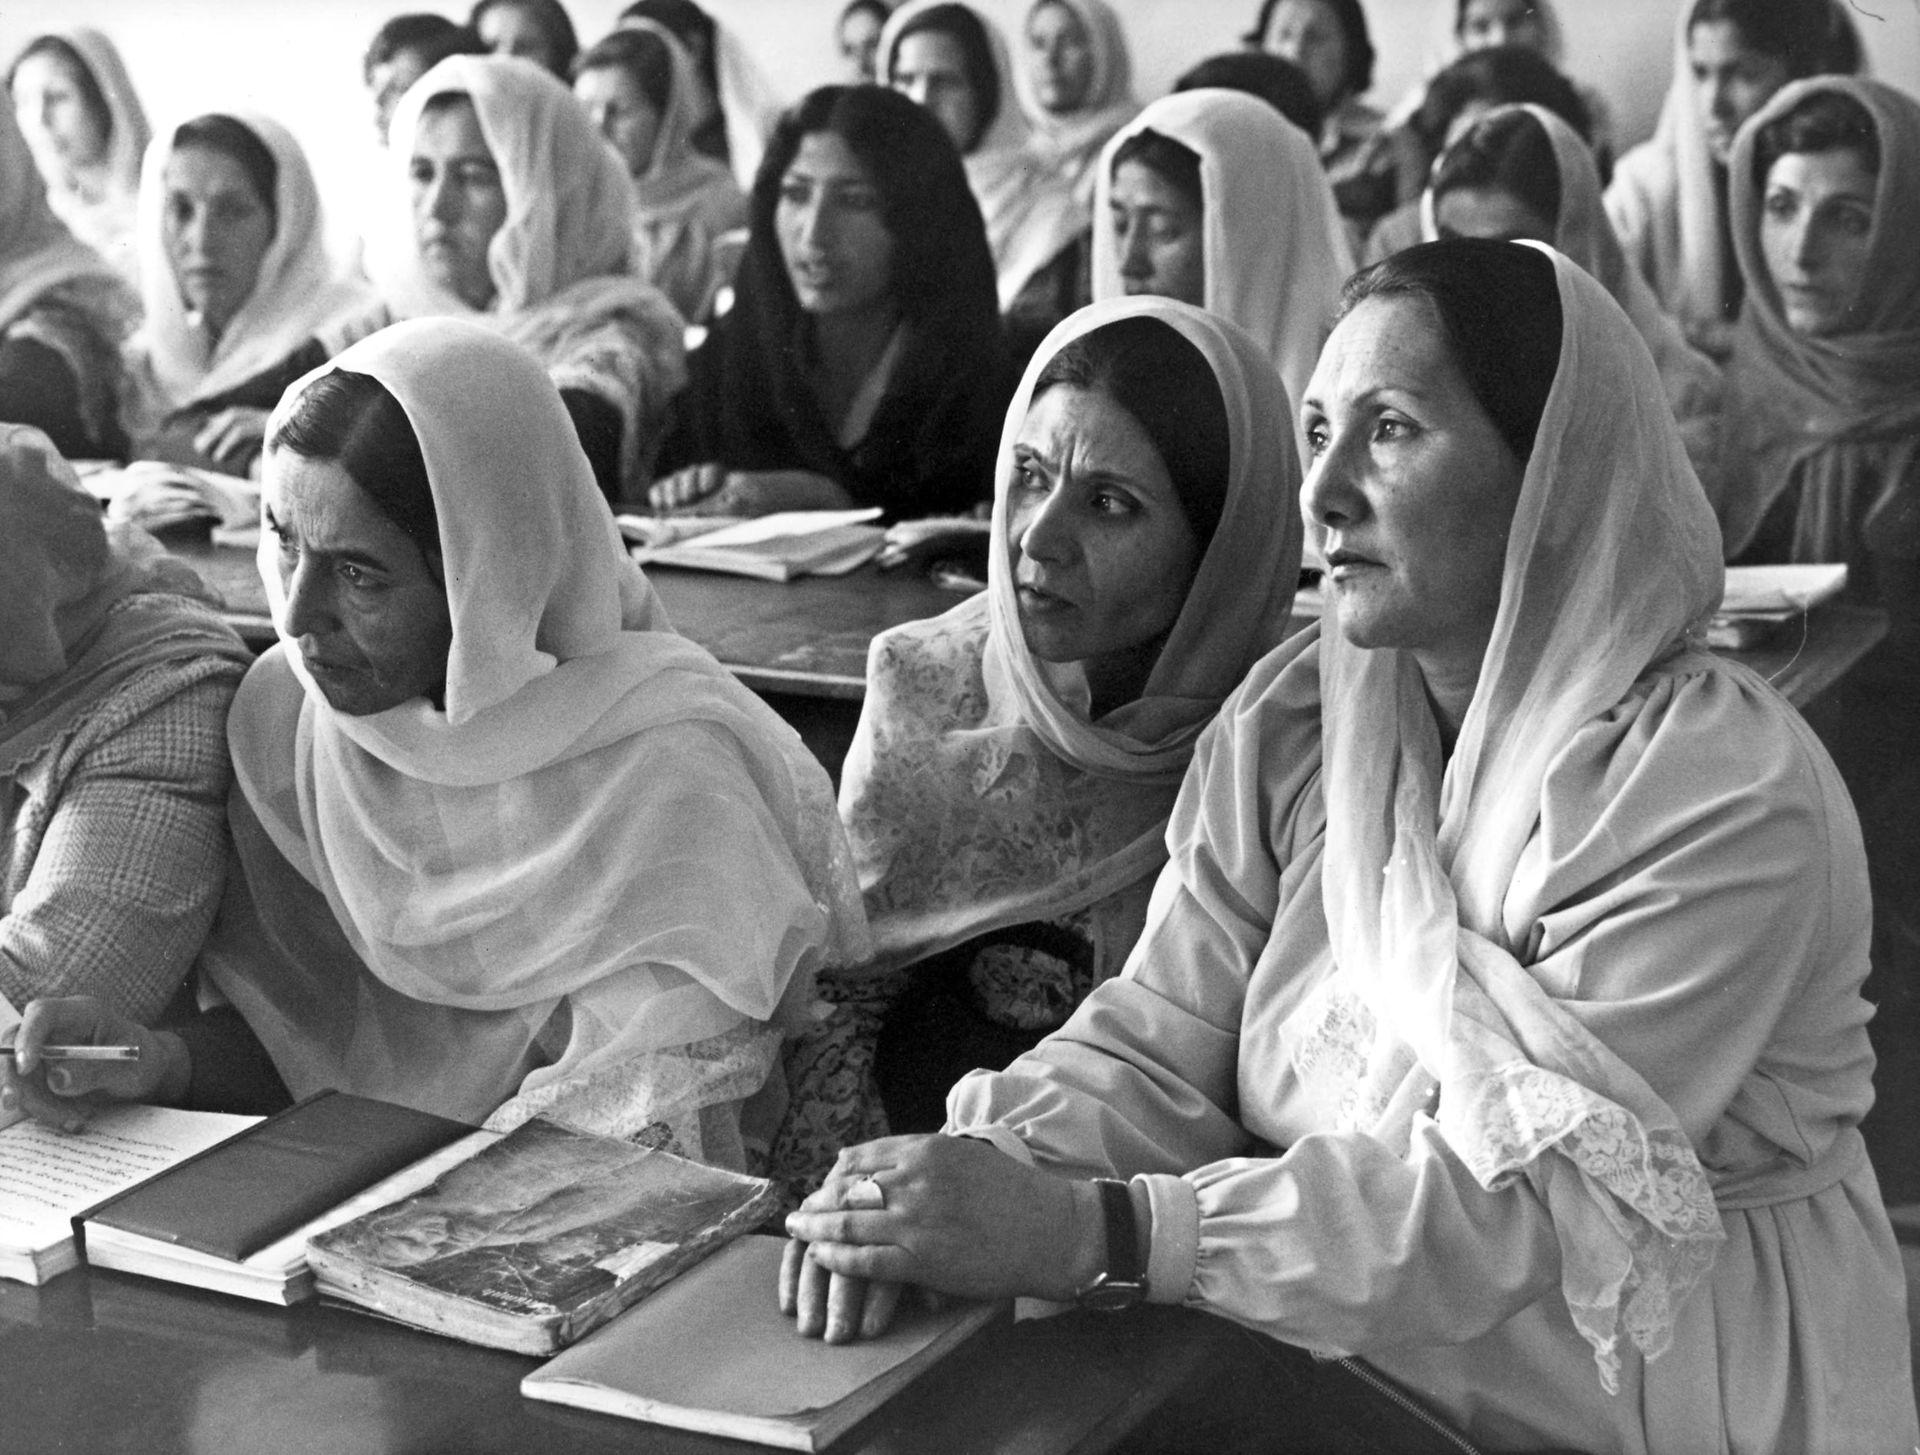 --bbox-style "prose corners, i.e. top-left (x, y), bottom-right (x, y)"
top-left (306, 1117), bottom-right (780, 1355)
